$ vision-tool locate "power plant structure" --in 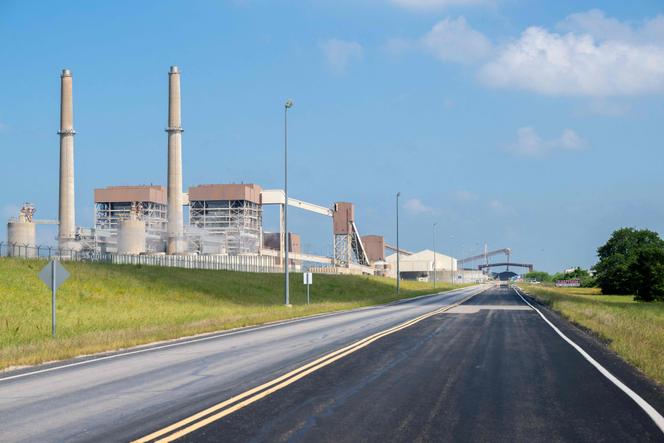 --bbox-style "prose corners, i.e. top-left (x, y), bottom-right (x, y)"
top-left (4, 65), bottom-right (497, 280)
